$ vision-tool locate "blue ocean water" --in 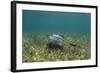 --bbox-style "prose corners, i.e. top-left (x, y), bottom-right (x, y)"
top-left (22, 10), bottom-right (91, 33)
